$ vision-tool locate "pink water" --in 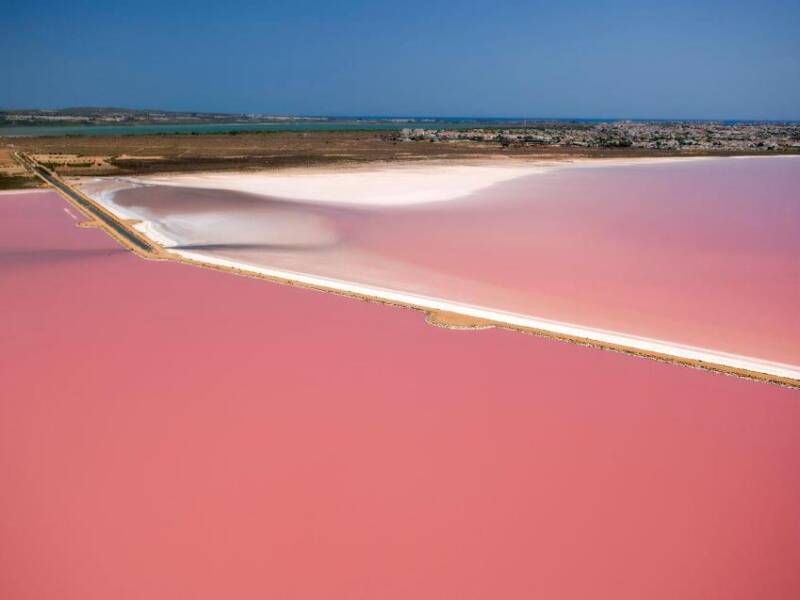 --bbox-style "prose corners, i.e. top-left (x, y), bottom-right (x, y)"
top-left (2, 191), bottom-right (800, 599)
top-left (109, 156), bottom-right (800, 366)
